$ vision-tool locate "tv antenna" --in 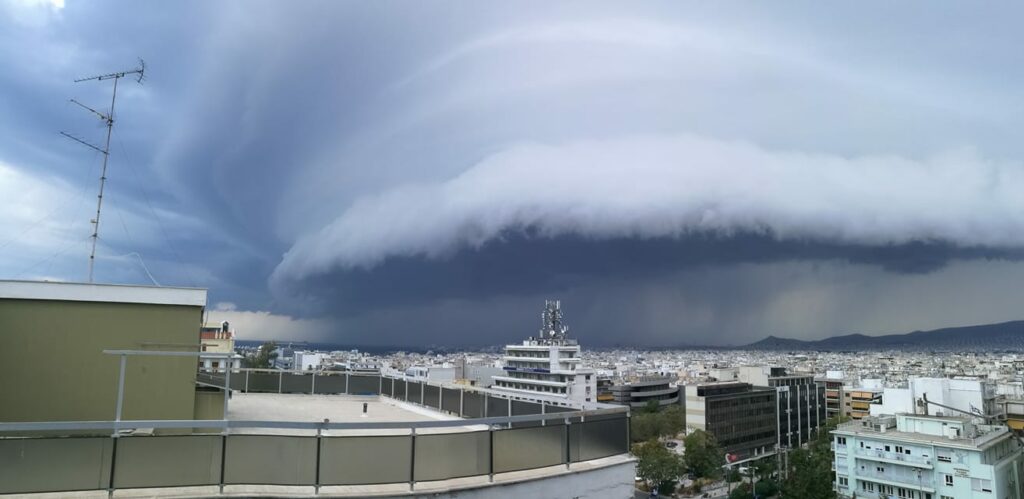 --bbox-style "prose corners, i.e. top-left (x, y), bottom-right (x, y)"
top-left (60, 59), bottom-right (145, 283)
